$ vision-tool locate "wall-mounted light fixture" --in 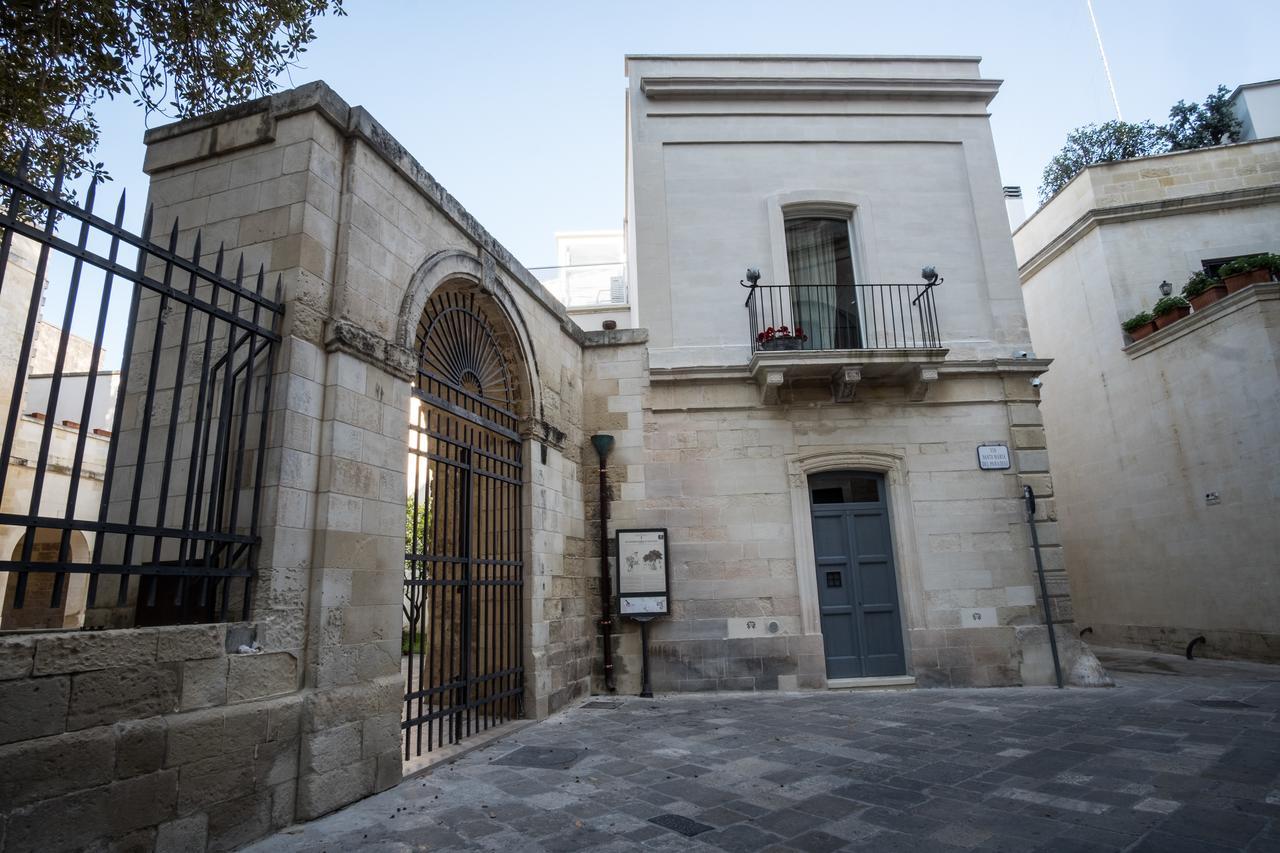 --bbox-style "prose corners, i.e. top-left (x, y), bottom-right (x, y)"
top-left (1158, 280), bottom-right (1173, 297)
